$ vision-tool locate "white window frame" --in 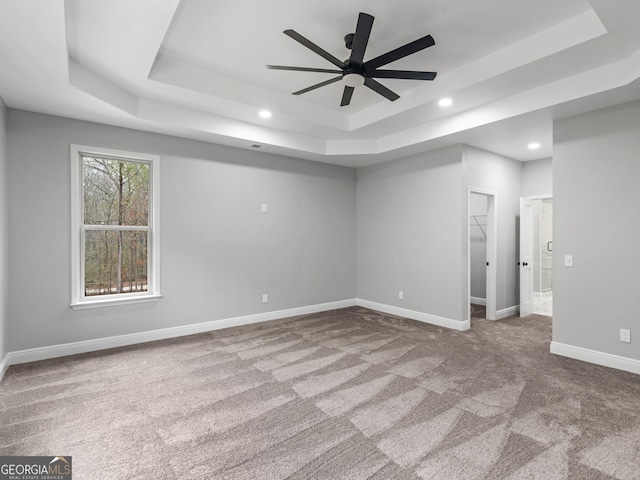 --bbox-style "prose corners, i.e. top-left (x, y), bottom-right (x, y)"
top-left (70, 144), bottom-right (161, 309)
